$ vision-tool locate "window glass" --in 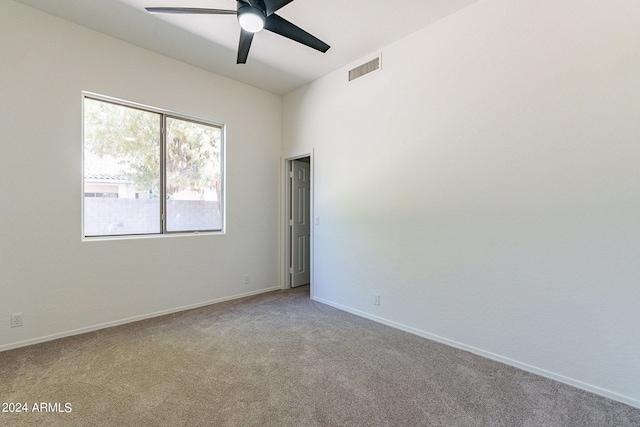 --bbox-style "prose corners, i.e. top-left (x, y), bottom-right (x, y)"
top-left (165, 117), bottom-right (222, 232)
top-left (83, 95), bottom-right (223, 237)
